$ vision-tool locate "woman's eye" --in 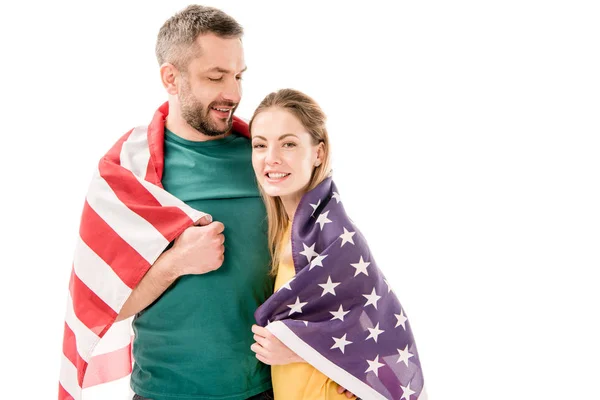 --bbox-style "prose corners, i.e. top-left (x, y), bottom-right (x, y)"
top-left (252, 144), bottom-right (266, 149)
top-left (283, 142), bottom-right (297, 148)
